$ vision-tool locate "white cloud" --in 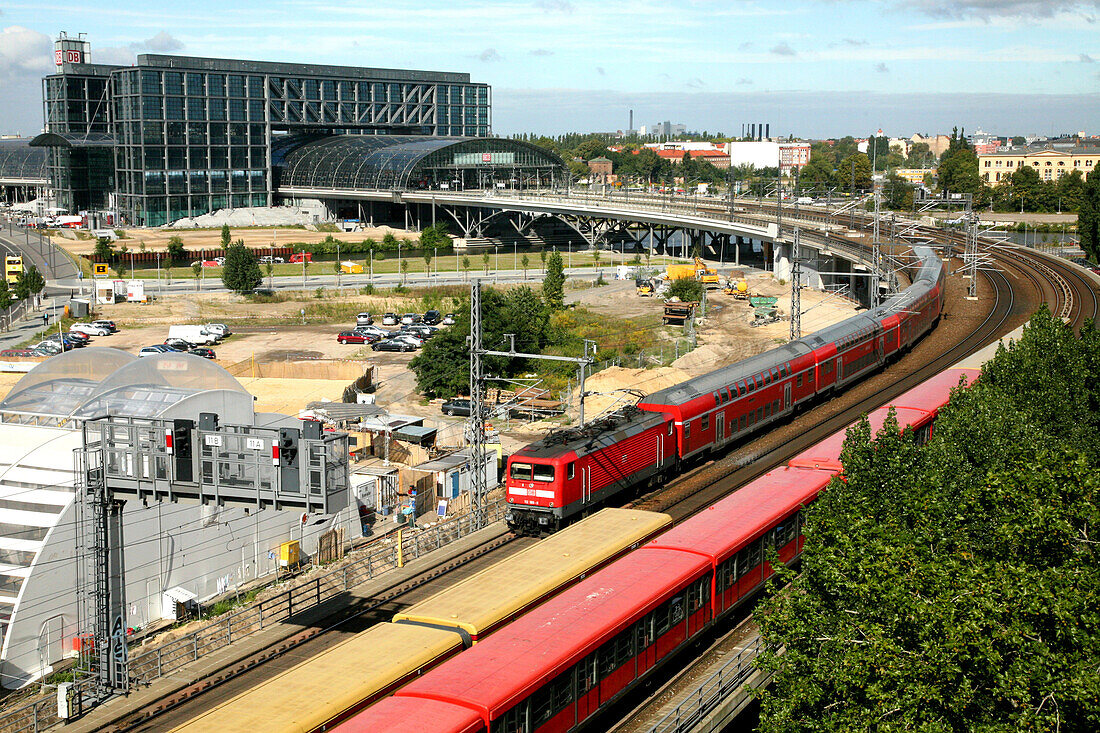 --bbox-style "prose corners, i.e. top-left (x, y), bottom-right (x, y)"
top-left (535, 0), bottom-right (574, 12)
top-left (478, 48), bottom-right (502, 62)
top-left (770, 41), bottom-right (796, 56)
top-left (875, 62), bottom-right (889, 72)
top-left (905, 0), bottom-right (1098, 18)
top-left (0, 25), bottom-right (53, 79)
top-left (530, 48), bottom-right (554, 56)
top-left (130, 31), bottom-right (184, 52)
